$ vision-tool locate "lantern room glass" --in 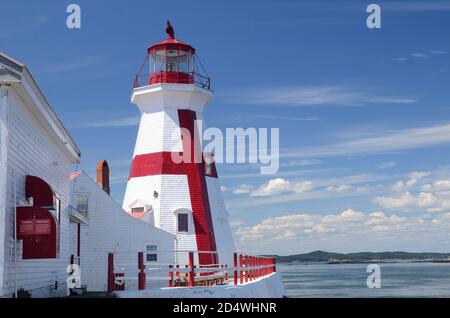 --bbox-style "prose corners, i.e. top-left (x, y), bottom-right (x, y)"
top-left (150, 49), bottom-right (193, 75)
